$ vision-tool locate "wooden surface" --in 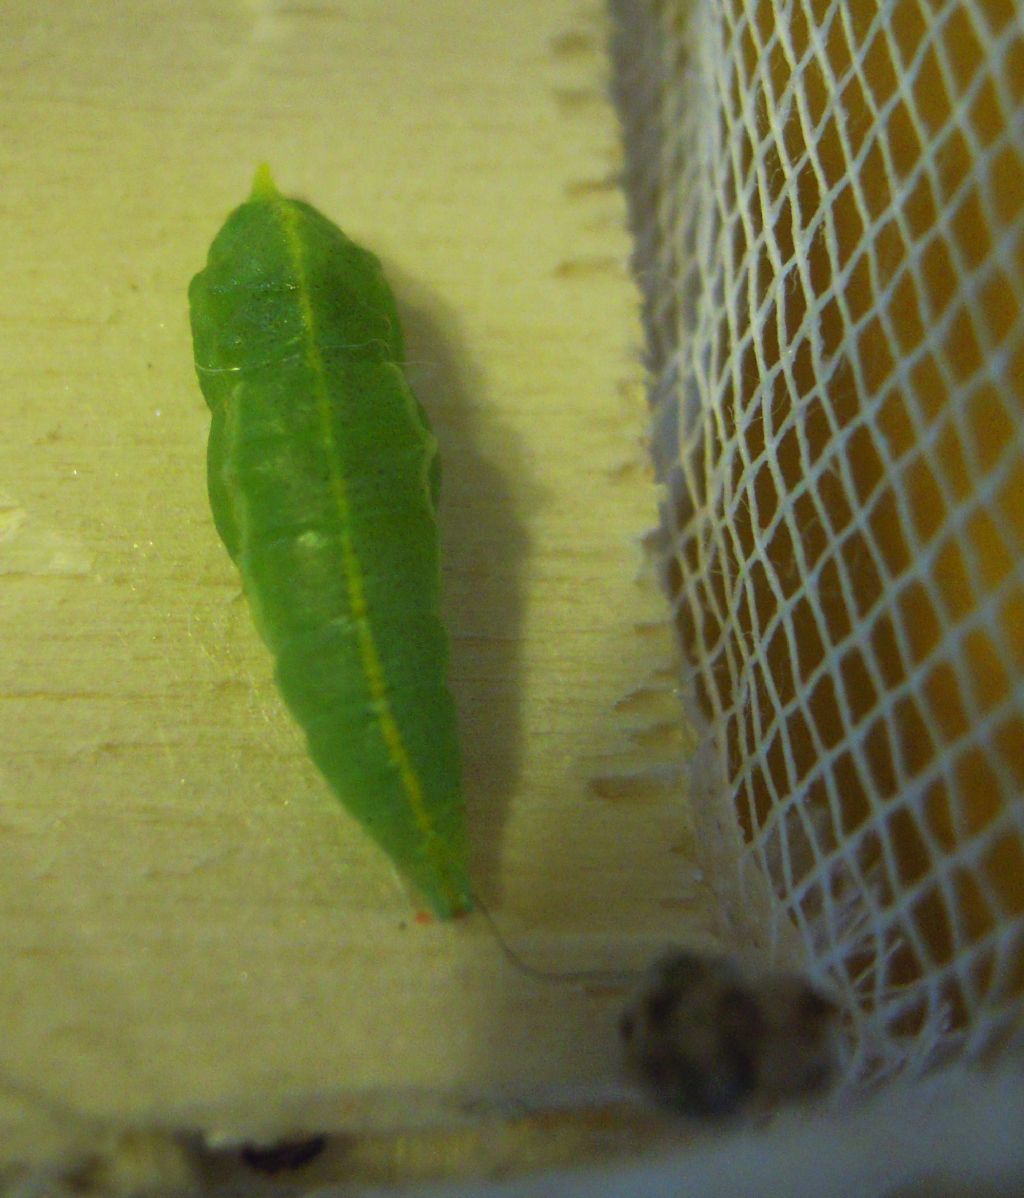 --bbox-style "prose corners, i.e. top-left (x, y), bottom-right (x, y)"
top-left (0, 0), bottom-right (720, 1174)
